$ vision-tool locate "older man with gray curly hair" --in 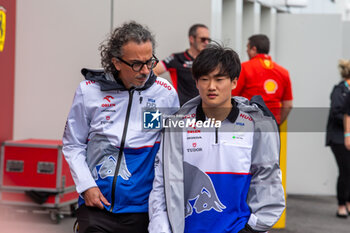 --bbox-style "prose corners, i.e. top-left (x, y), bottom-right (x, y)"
top-left (63, 21), bottom-right (179, 233)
